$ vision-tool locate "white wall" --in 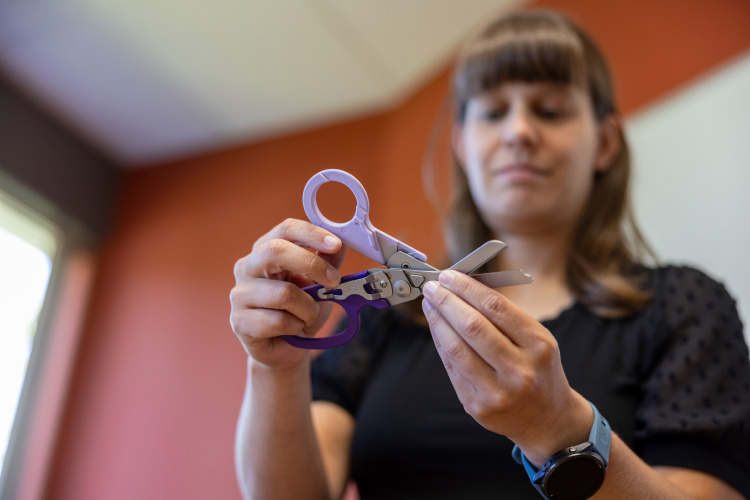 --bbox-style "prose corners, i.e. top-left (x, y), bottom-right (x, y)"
top-left (626, 50), bottom-right (750, 346)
